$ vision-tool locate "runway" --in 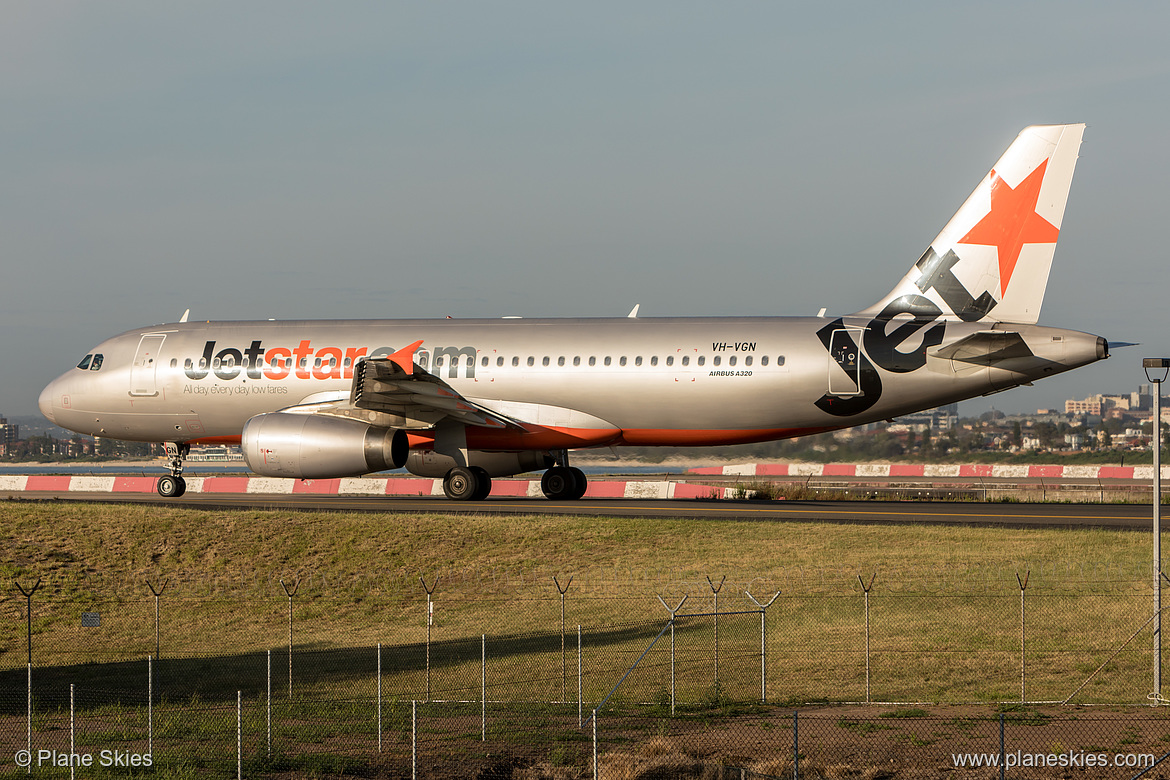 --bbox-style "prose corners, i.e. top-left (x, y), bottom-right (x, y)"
top-left (8, 490), bottom-right (1154, 530)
